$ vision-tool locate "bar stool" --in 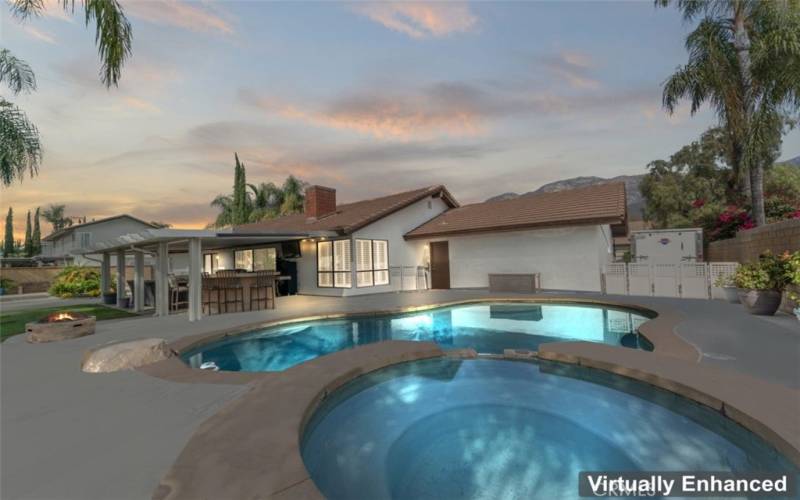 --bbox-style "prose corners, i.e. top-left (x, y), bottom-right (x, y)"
top-left (201, 272), bottom-right (221, 315)
top-left (168, 275), bottom-right (188, 312)
top-left (216, 270), bottom-right (244, 313)
top-left (249, 271), bottom-right (276, 311)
